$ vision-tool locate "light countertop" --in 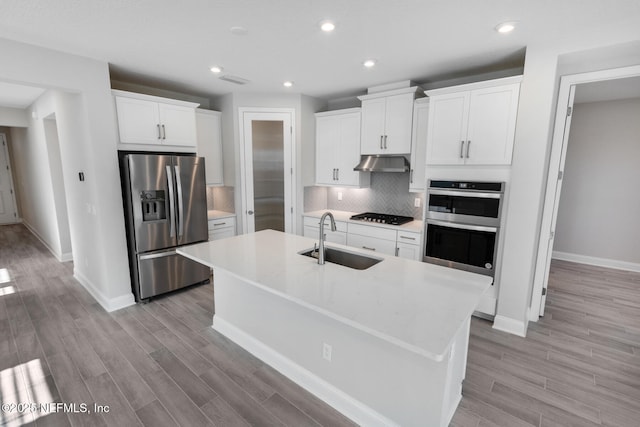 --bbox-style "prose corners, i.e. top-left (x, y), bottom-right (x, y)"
top-left (304, 210), bottom-right (423, 233)
top-left (178, 230), bottom-right (491, 361)
top-left (207, 210), bottom-right (235, 220)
